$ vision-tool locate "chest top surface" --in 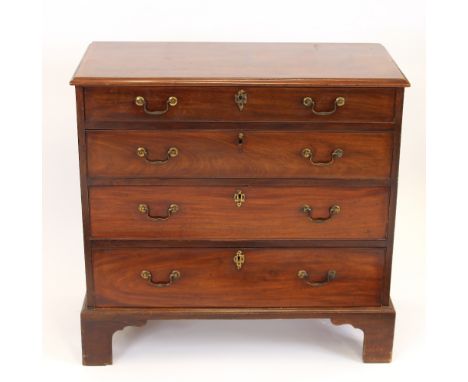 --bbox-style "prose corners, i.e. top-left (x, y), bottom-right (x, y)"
top-left (70, 42), bottom-right (409, 87)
